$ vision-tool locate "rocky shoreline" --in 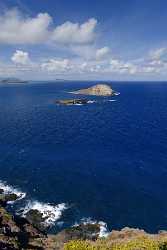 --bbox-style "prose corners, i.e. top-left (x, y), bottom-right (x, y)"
top-left (0, 189), bottom-right (106, 249)
top-left (1, 189), bottom-right (167, 249)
